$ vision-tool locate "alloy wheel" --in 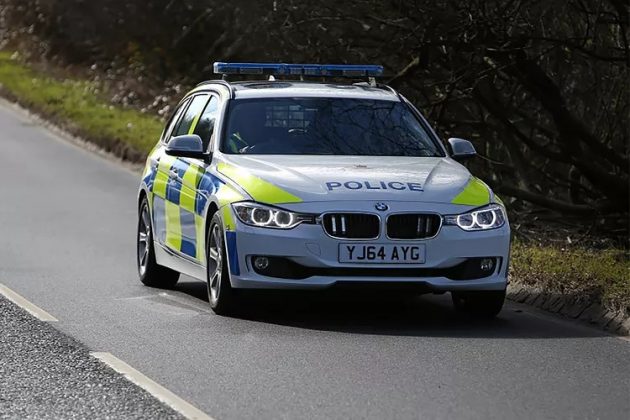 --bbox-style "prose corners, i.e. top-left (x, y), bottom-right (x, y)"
top-left (207, 224), bottom-right (223, 302)
top-left (137, 204), bottom-right (151, 276)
